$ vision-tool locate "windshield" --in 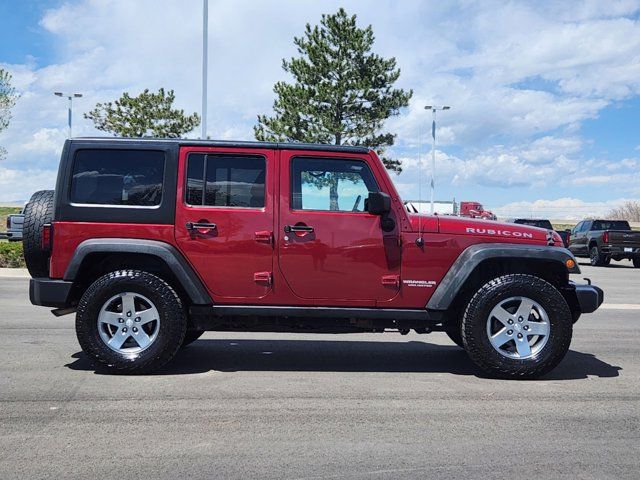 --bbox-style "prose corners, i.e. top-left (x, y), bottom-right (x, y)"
top-left (591, 220), bottom-right (631, 231)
